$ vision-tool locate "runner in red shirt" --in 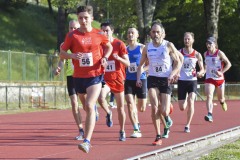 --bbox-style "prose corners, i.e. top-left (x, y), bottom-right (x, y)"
top-left (97, 22), bottom-right (130, 141)
top-left (60, 6), bottom-right (113, 153)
